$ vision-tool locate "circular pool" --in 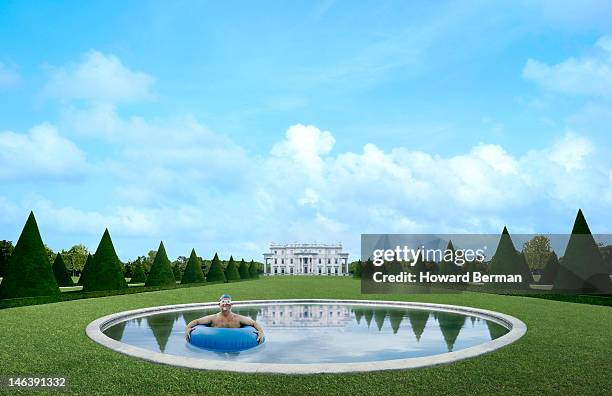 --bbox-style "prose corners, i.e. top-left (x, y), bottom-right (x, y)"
top-left (86, 299), bottom-right (526, 374)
